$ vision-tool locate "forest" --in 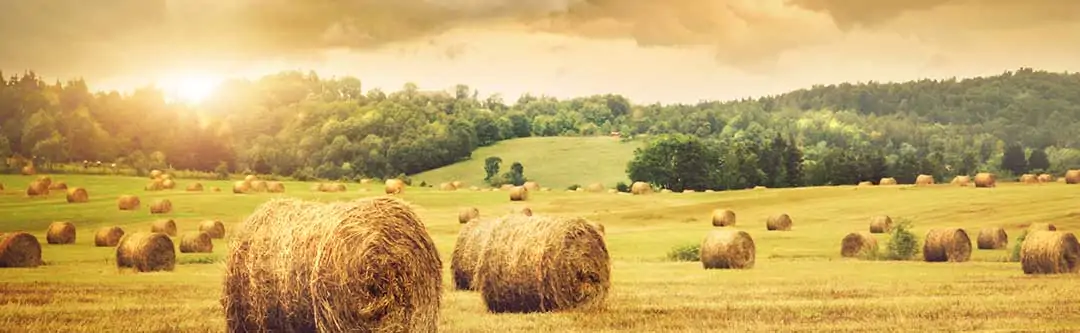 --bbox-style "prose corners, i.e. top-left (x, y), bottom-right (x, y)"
top-left (1, 67), bottom-right (1079, 189)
